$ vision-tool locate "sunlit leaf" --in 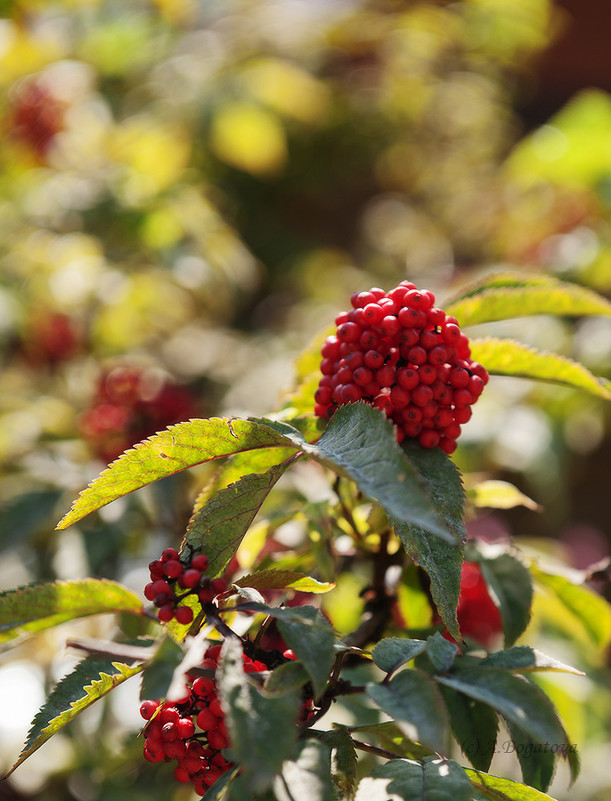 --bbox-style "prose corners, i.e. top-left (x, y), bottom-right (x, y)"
top-left (274, 739), bottom-right (335, 801)
top-left (0, 580), bottom-right (143, 644)
top-left (5, 657), bottom-right (142, 777)
top-left (481, 646), bottom-right (583, 675)
top-left (469, 338), bottom-right (611, 400)
top-left (467, 480), bottom-right (542, 512)
top-left (466, 768), bottom-right (563, 800)
top-left (234, 568), bottom-right (334, 594)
